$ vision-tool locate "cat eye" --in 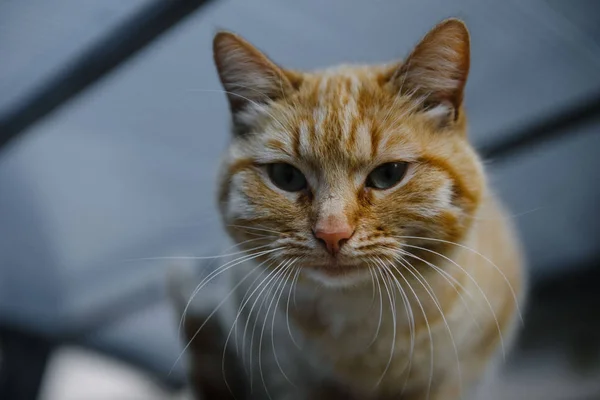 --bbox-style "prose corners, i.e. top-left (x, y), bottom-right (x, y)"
top-left (267, 163), bottom-right (307, 192)
top-left (366, 162), bottom-right (408, 190)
